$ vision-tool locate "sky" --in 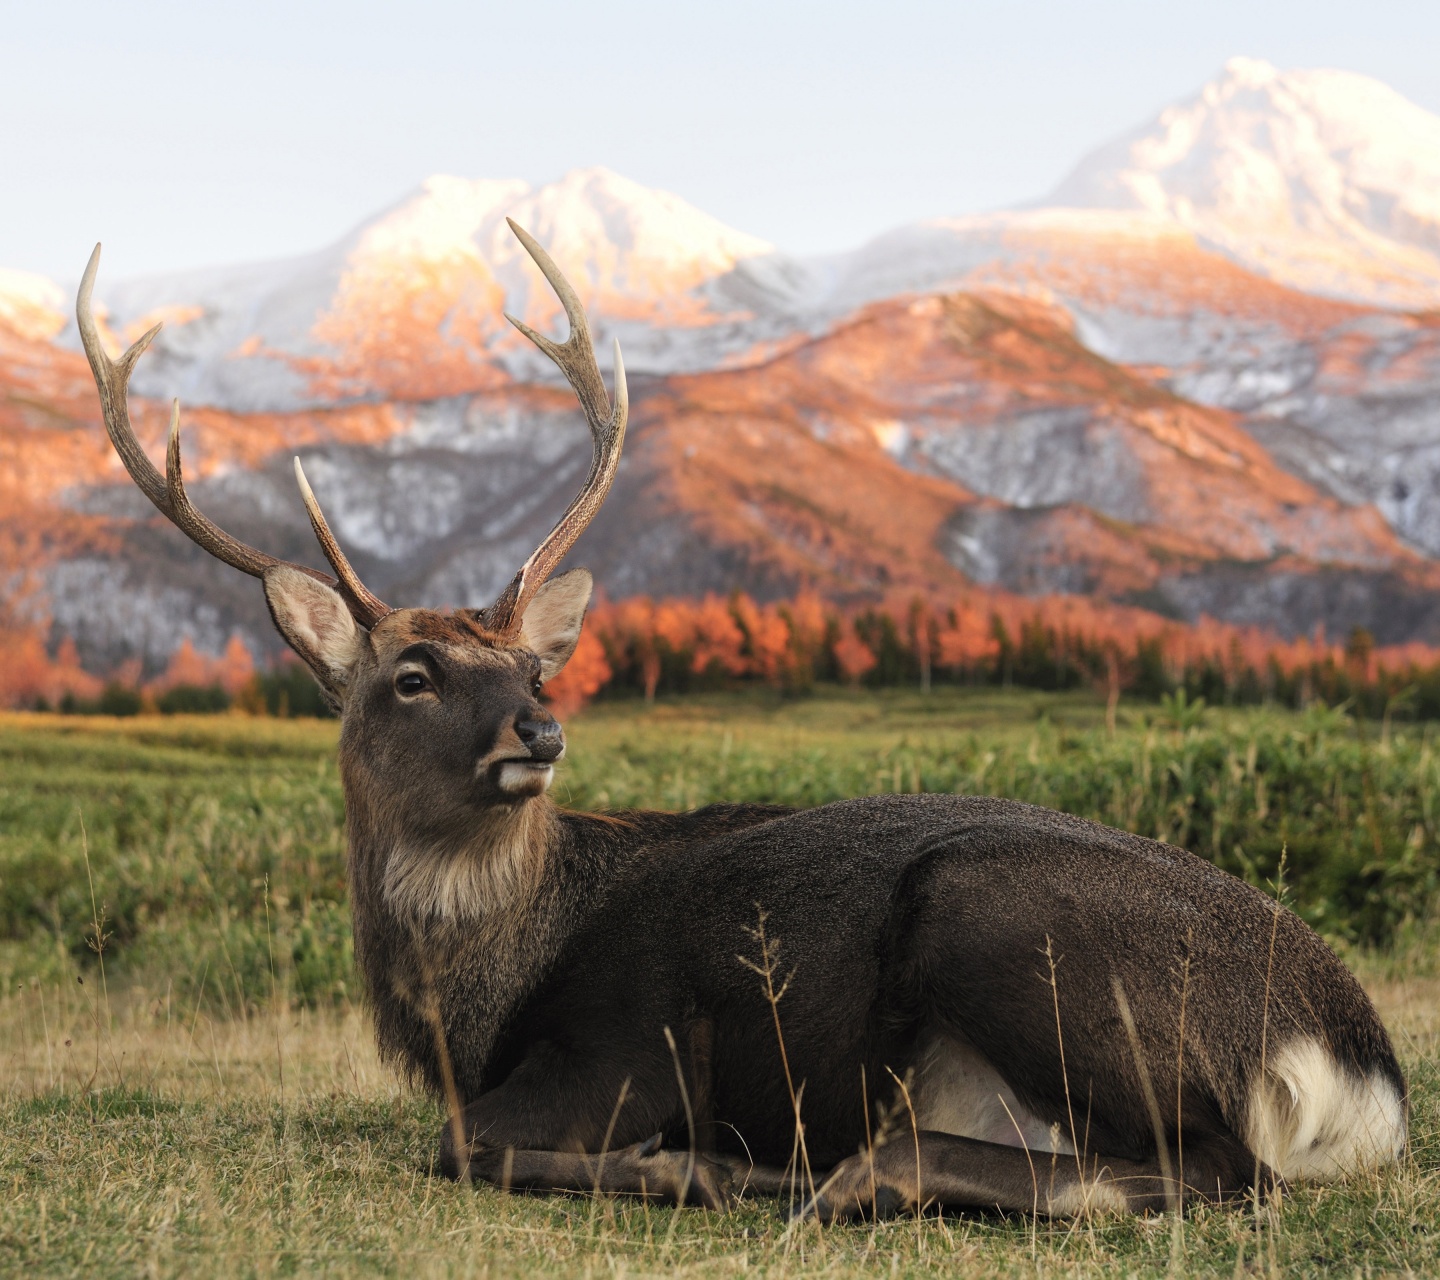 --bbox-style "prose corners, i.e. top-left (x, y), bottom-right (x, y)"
top-left (4, 0), bottom-right (1440, 283)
